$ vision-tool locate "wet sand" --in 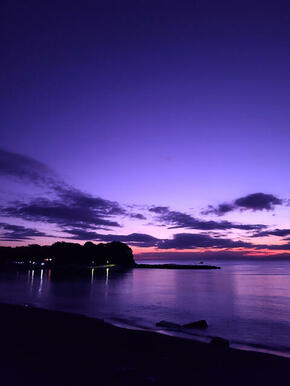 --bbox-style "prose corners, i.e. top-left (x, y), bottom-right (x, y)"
top-left (0, 303), bottom-right (288, 386)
